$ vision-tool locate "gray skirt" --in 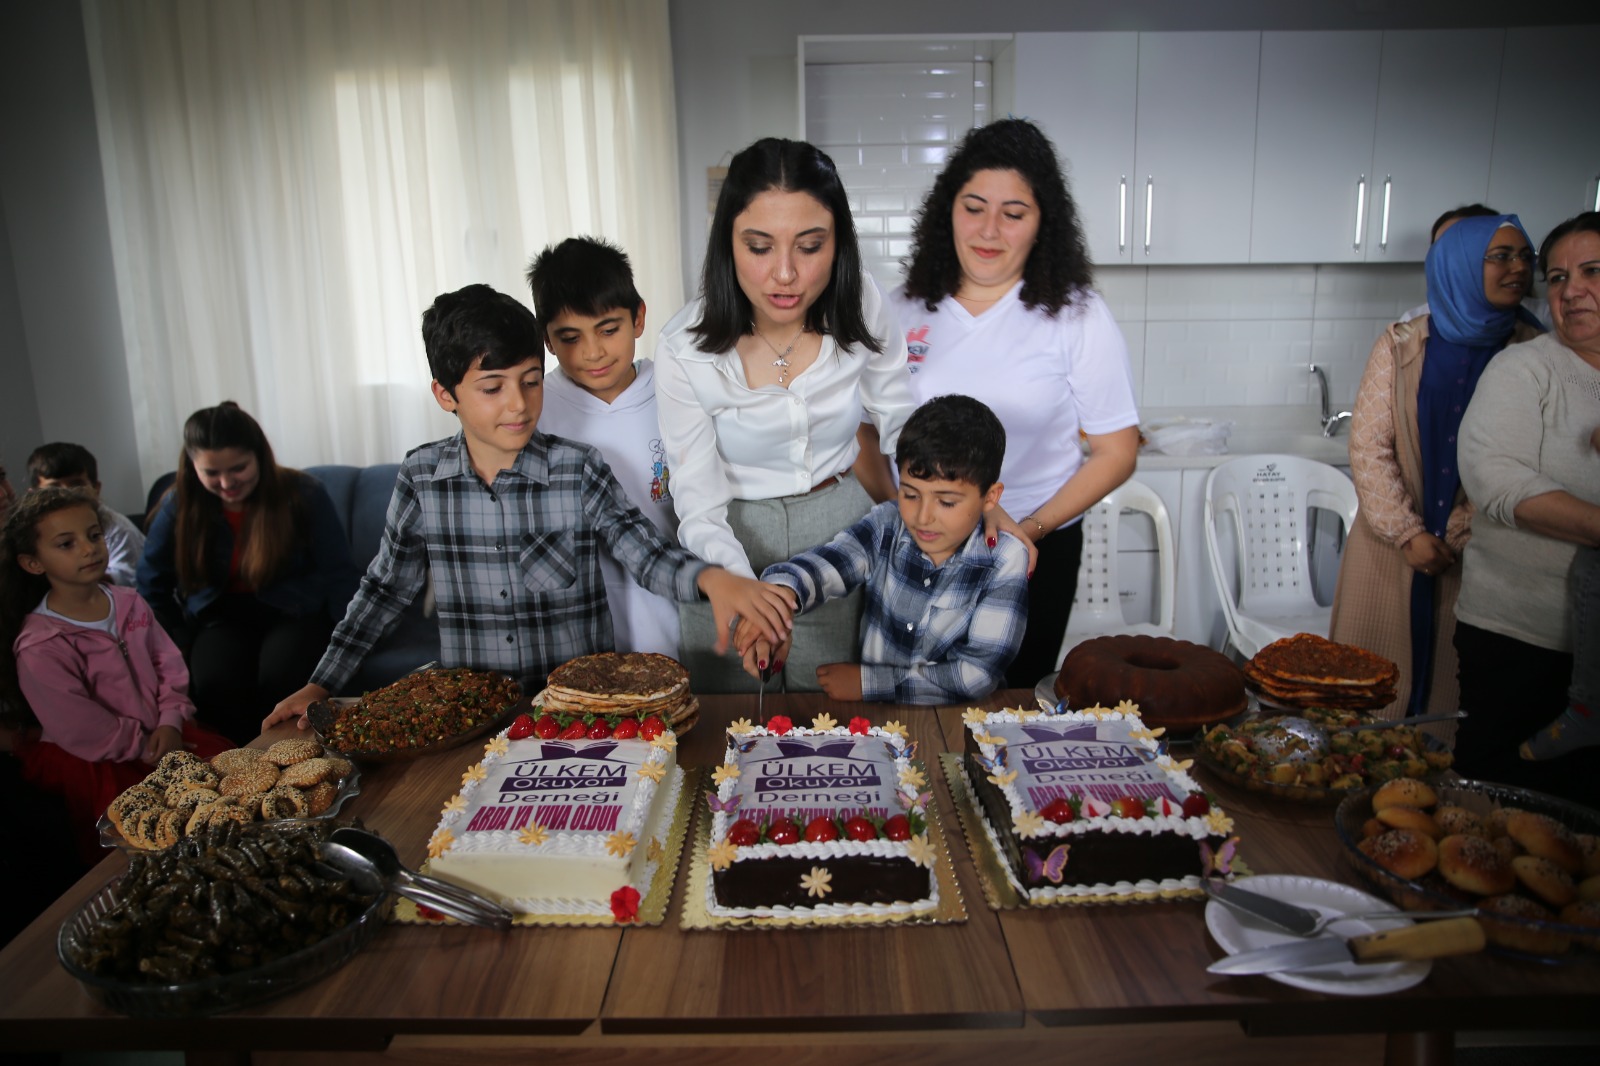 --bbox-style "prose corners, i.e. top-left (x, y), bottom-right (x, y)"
top-left (679, 473), bottom-right (872, 693)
